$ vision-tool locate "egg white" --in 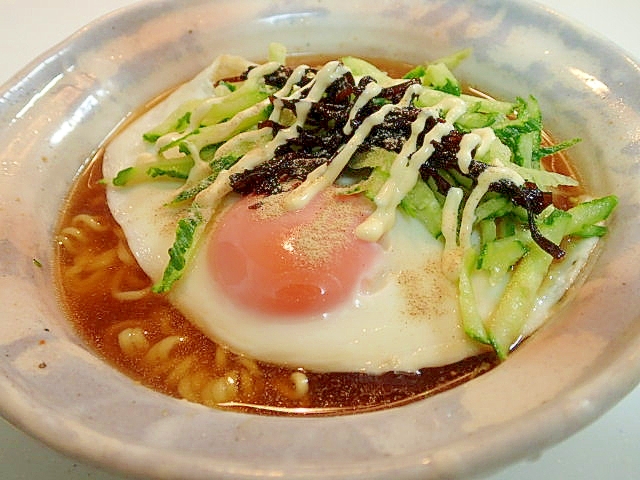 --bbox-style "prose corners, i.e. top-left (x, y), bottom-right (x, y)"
top-left (104, 54), bottom-right (596, 374)
top-left (175, 206), bottom-right (492, 374)
top-left (103, 54), bottom-right (254, 281)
